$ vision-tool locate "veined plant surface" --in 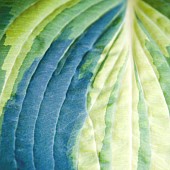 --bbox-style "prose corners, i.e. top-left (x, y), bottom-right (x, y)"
top-left (0, 0), bottom-right (170, 169)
